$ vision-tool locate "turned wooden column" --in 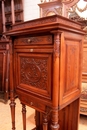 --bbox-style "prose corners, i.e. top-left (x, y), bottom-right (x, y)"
top-left (50, 31), bottom-right (61, 130)
top-left (22, 104), bottom-right (26, 130)
top-left (9, 39), bottom-right (16, 130)
top-left (1, 0), bottom-right (6, 32)
top-left (11, 0), bottom-right (15, 24)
